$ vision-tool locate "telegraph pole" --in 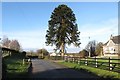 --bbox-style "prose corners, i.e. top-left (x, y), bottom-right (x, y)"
top-left (88, 36), bottom-right (91, 57)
